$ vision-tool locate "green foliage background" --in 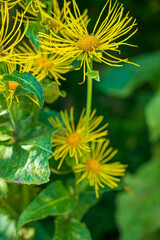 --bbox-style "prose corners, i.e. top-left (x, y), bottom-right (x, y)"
top-left (0, 0), bottom-right (160, 239)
